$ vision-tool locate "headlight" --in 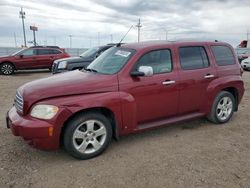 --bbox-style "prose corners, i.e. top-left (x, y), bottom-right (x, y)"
top-left (58, 61), bottom-right (67, 69)
top-left (30, 105), bottom-right (59, 120)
